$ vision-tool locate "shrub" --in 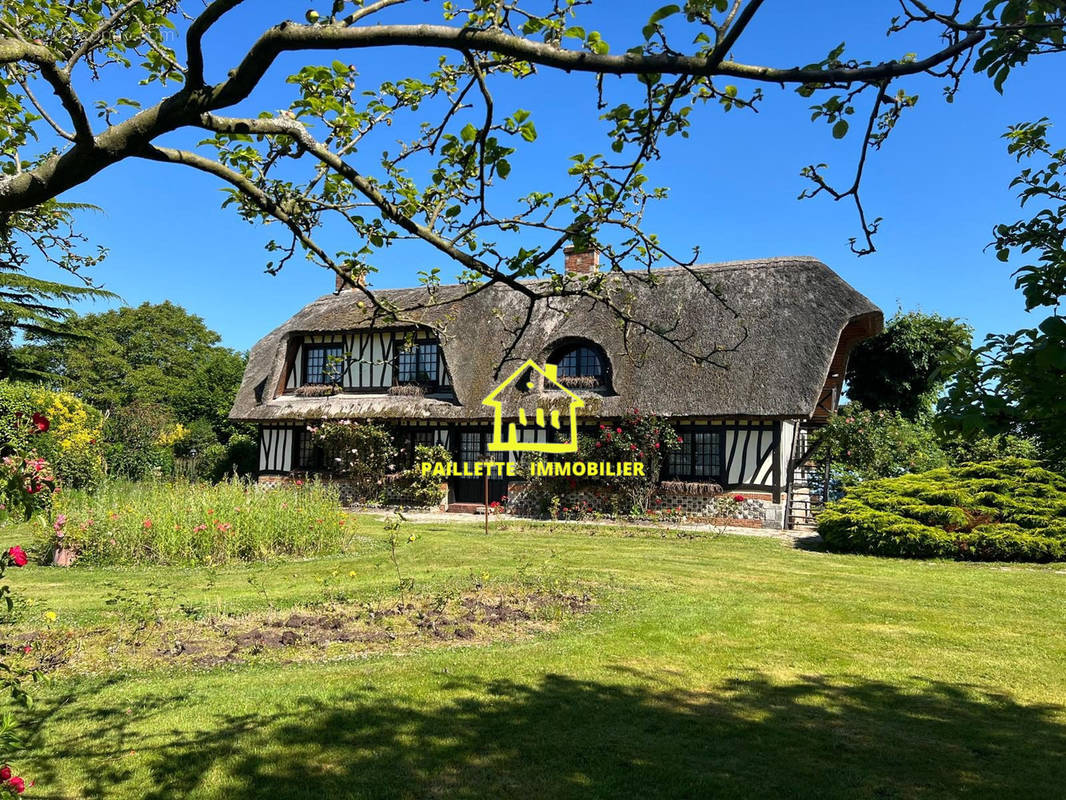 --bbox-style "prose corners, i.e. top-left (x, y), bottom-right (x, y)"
top-left (103, 403), bottom-right (176, 481)
top-left (384, 444), bottom-right (451, 506)
top-left (44, 479), bottom-right (355, 565)
top-left (0, 411), bottom-right (58, 520)
top-left (0, 381), bottom-right (104, 490)
top-left (819, 458), bottom-right (1066, 562)
top-left (524, 409), bottom-right (679, 516)
top-left (208, 432), bottom-right (257, 482)
top-left (941, 432), bottom-right (1041, 466)
top-left (816, 403), bottom-right (947, 488)
top-left (310, 420), bottom-right (395, 501)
